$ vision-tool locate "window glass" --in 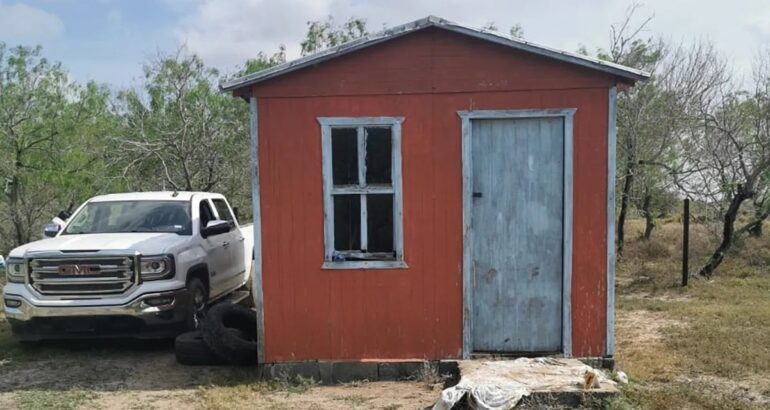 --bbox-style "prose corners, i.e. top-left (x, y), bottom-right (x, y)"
top-left (333, 195), bottom-right (361, 251)
top-left (63, 201), bottom-right (191, 235)
top-left (367, 194), bottom-right (394, 253)
top-left (331, 127), bottom-right (358, 185)
top-left (365, 127), bottom-right (392, 184)
top-left (212, 198), bottom-right (235, 223)
top-left (199, 200), bottom-right (215, 229)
